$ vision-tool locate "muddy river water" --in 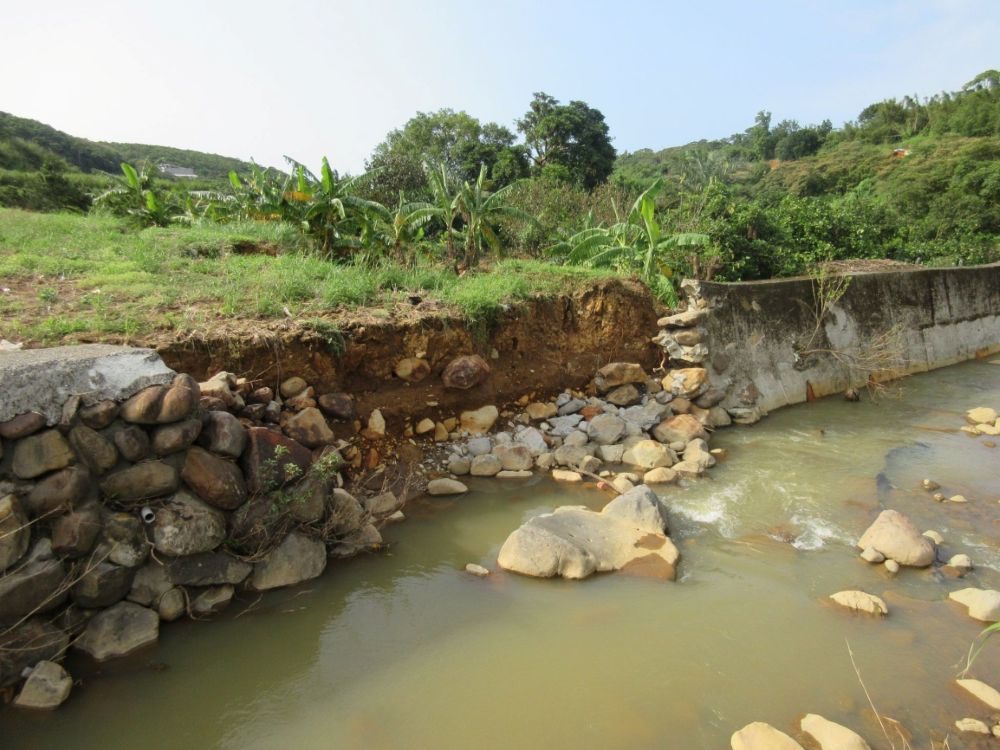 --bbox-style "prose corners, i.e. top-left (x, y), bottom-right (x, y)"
top-left (4, 360), bottom-right (1000, 749)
